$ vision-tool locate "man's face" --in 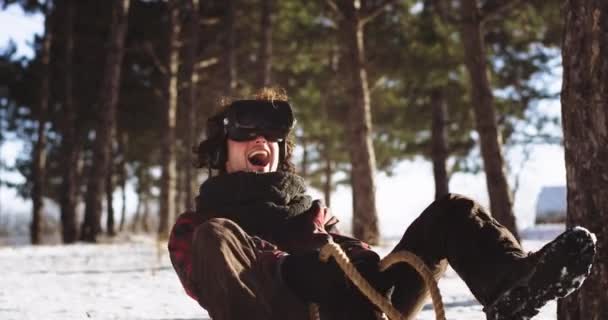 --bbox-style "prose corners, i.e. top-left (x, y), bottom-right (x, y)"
top-left (225, 136), bottom-right (280, 173)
